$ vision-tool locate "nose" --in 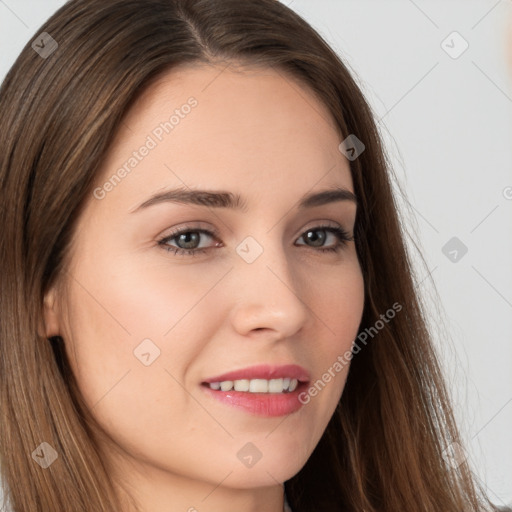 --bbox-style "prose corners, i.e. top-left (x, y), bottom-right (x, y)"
top-left (228, 236), bottom-right (311, 339)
